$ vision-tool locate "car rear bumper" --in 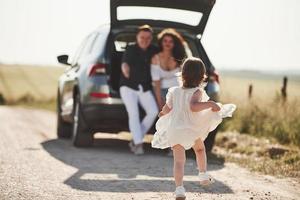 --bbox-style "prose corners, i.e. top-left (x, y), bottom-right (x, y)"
top-left (81, 103), bottom-right (129, 133)
top-left (81, 103), bottom-right (157, 134)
